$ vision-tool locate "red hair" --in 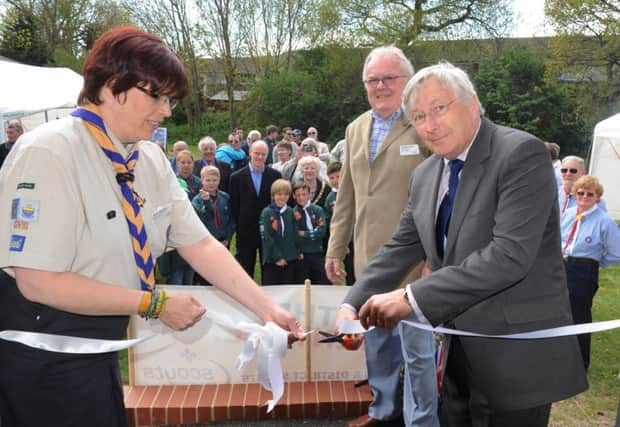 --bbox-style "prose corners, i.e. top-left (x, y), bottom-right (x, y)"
top-left (78, 26), bottom-right (188, 105)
